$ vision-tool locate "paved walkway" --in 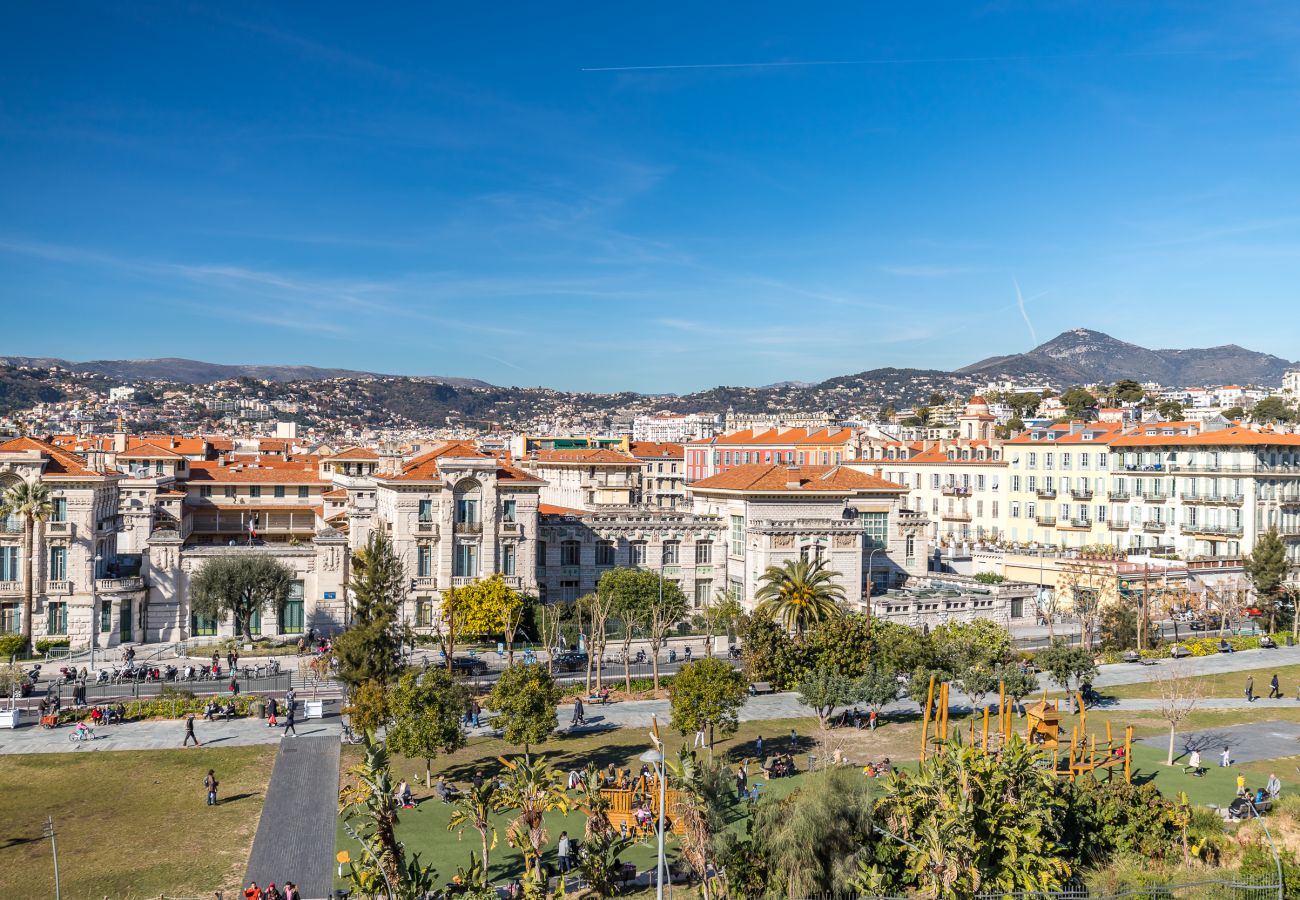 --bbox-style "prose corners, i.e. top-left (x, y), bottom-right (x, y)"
top-left (0, 703), bottom-right (342, 754)
top-left (244, 734), bottom-right (341, 900)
